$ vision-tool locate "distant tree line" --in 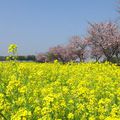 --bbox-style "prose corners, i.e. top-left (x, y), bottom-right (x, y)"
top-left (36, 22), bottom-right (120, 64)
top-left (0, 55), bottom-right (36, 61)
